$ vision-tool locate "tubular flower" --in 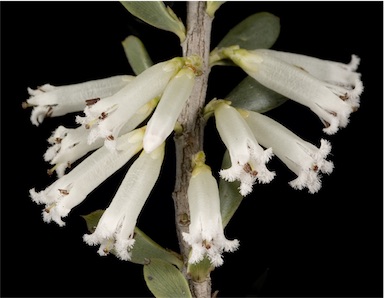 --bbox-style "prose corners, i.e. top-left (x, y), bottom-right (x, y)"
top-left (223, 46), bottom-right (363, 135)
top-left (83, 142), bottom-right (165, 261)
top-left (22, 75), bottom-right (134, 126)
top-left (45, 97), bottom-right (159, 177)
top-left (76, 58), bottom-right (185, 149)
top-left (182, 152), bottom-right (239, 267)
top-left (214, 100), bottom-right (275, 196)
top-left (29, 127), bottom-right (146, 227)
top-left (143, 56), bottom-right (202, 153)
top-left (243, 110), bottom-right (334, 194)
